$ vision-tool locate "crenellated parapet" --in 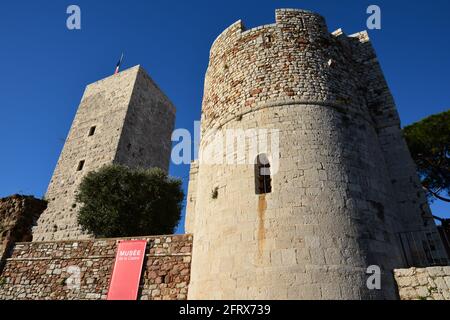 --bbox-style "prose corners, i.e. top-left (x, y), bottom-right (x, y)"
top-left (210, 9), bottom-right (328, 57)
top-left (201, 9), bottom-right (383, 135)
